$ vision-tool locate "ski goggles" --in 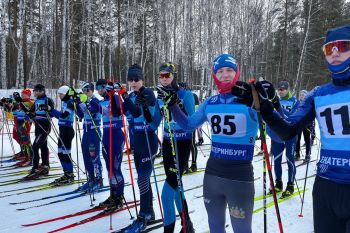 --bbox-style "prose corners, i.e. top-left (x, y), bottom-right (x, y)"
top-left (127, 77), bottom-right (141, 82)
top-left (159, 72), bottom-right (173, 79)
top-left (323, 40), bottom-right (350, 56)
top-left (82, 87), bottom-right (92, 92)
top-left (96, 85), bottom-right (105, 91)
